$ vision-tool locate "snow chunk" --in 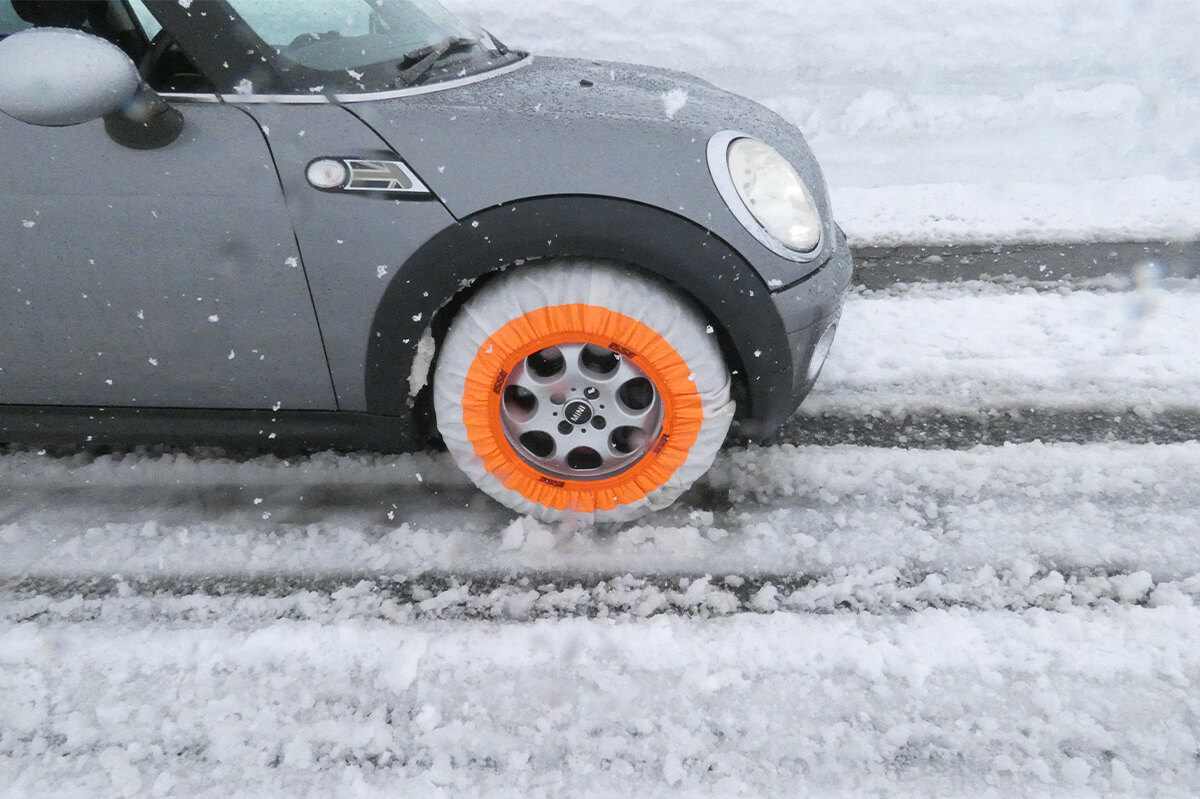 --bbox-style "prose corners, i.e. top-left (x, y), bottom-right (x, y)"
top-left (500, 516), bottom-right (556, 552)
top-left (407, 327), bottom-right (437, 398)
top-left (662, 88), bottom-right (688, 119)
top-left (97, 747), bottom-right (142, 797)
top-left (1113, 570), bottom-right (1154, 603)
